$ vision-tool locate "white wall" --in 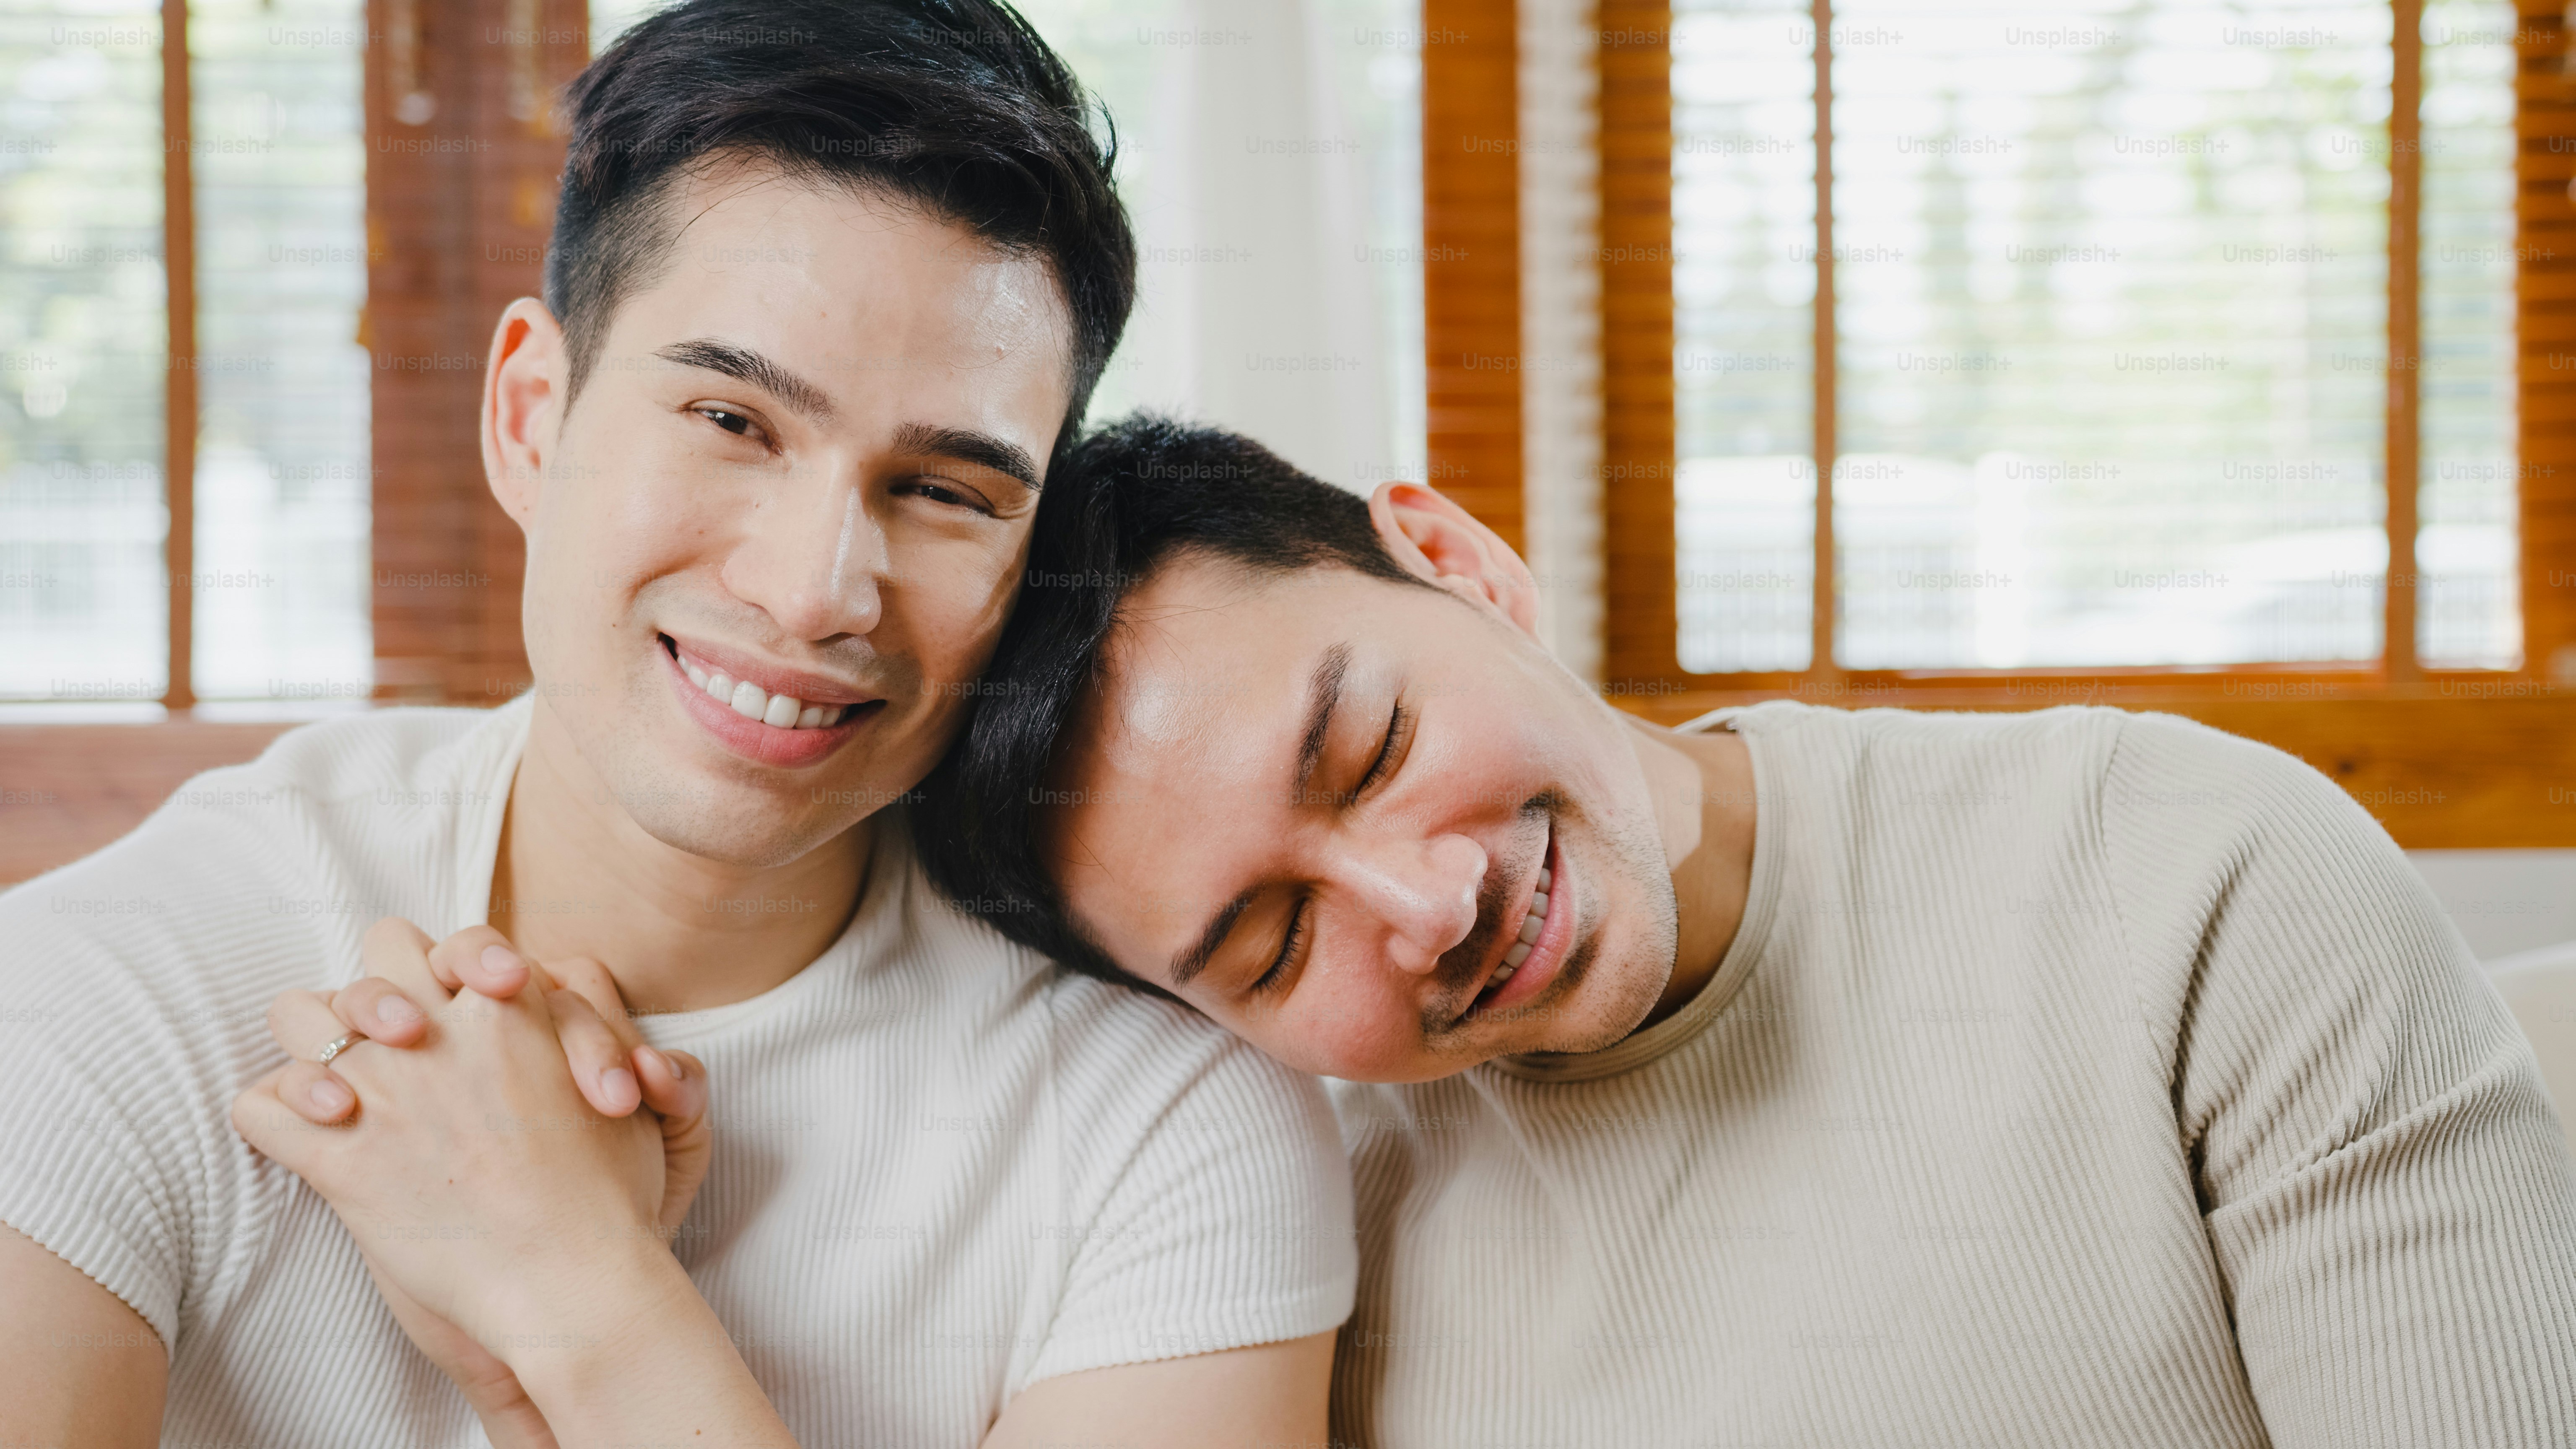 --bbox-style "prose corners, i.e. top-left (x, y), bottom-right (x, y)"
top-left (2406, 851), bottom-right (2576, 962)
